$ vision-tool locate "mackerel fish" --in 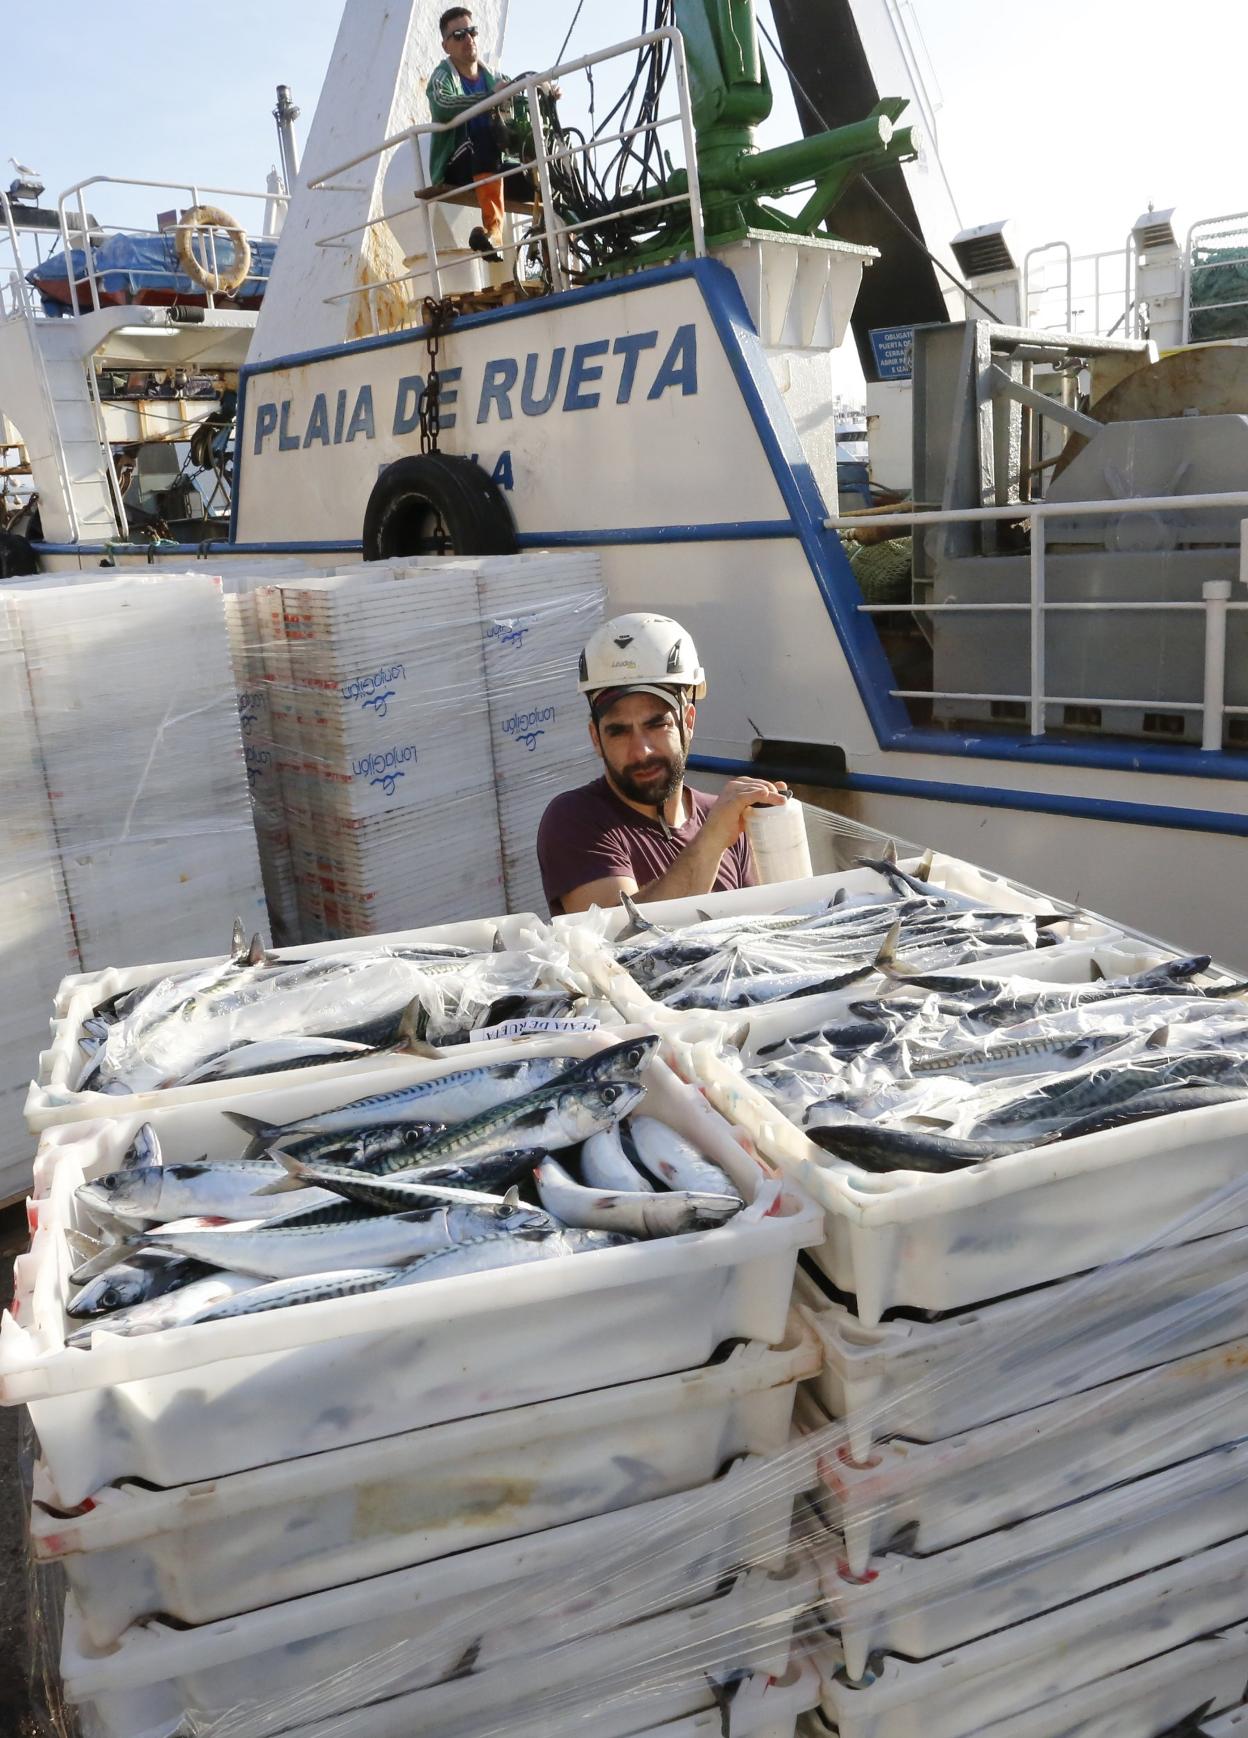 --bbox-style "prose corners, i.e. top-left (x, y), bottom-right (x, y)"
top-left (139, 1201), bottom-right (552, 1280)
